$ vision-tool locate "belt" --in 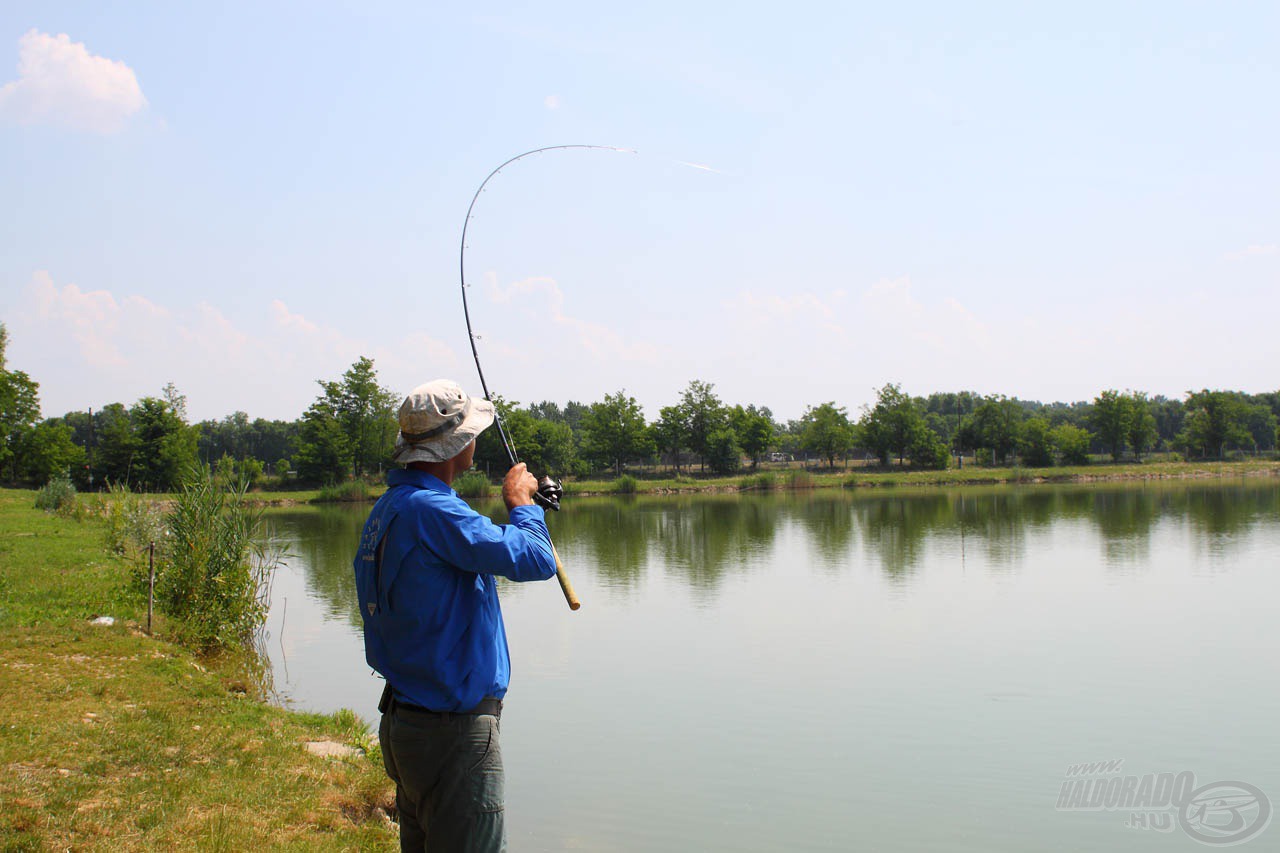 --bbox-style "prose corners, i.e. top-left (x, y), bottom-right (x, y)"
top-left (380, 683), bottom-right (502, 718)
